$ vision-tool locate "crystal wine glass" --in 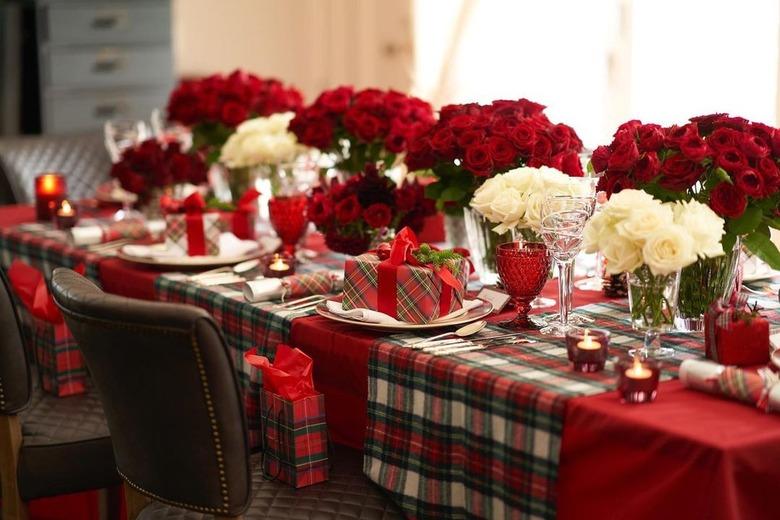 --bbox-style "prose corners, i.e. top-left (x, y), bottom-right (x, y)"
top-left (104, 119), bottom-right (150, 222)
top-left (151, 108), bottom-right (192, 150)
top-left (496, 242), bottom-right (552, 330)
top-left (539, 206), bottom-right (590, 336)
